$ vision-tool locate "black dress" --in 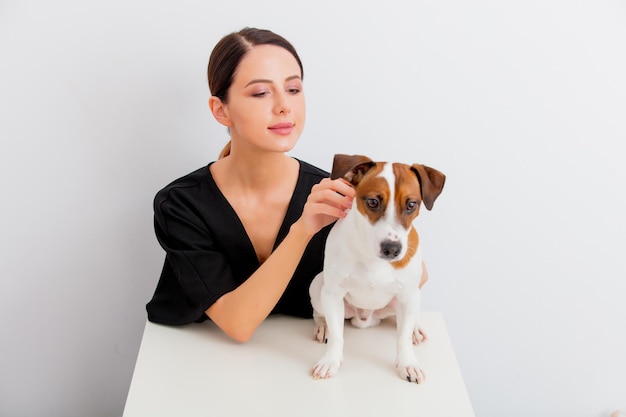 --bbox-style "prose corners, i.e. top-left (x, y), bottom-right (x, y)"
top-left (146, 159), bottom-right (332, 325)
